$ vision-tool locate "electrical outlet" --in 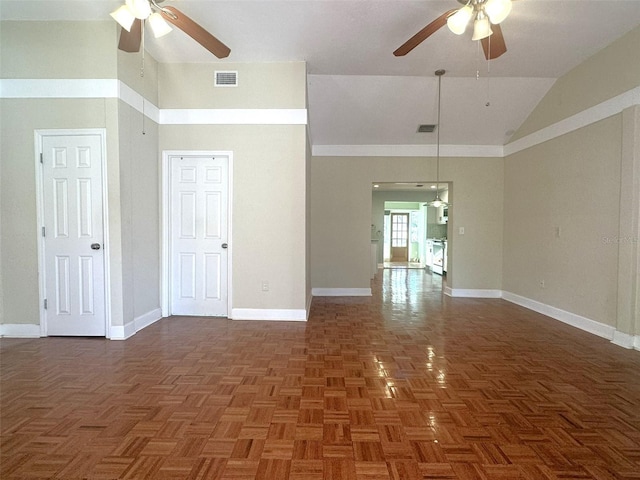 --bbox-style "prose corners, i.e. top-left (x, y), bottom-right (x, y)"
top-left (261, 281), bottom-right (269, 292)
top-left (540, 280), bottom-right (545, 288)
top-left (459, 227), bottom-right (465, 235)
top-left (555, 226), bottom-right (561, 238)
